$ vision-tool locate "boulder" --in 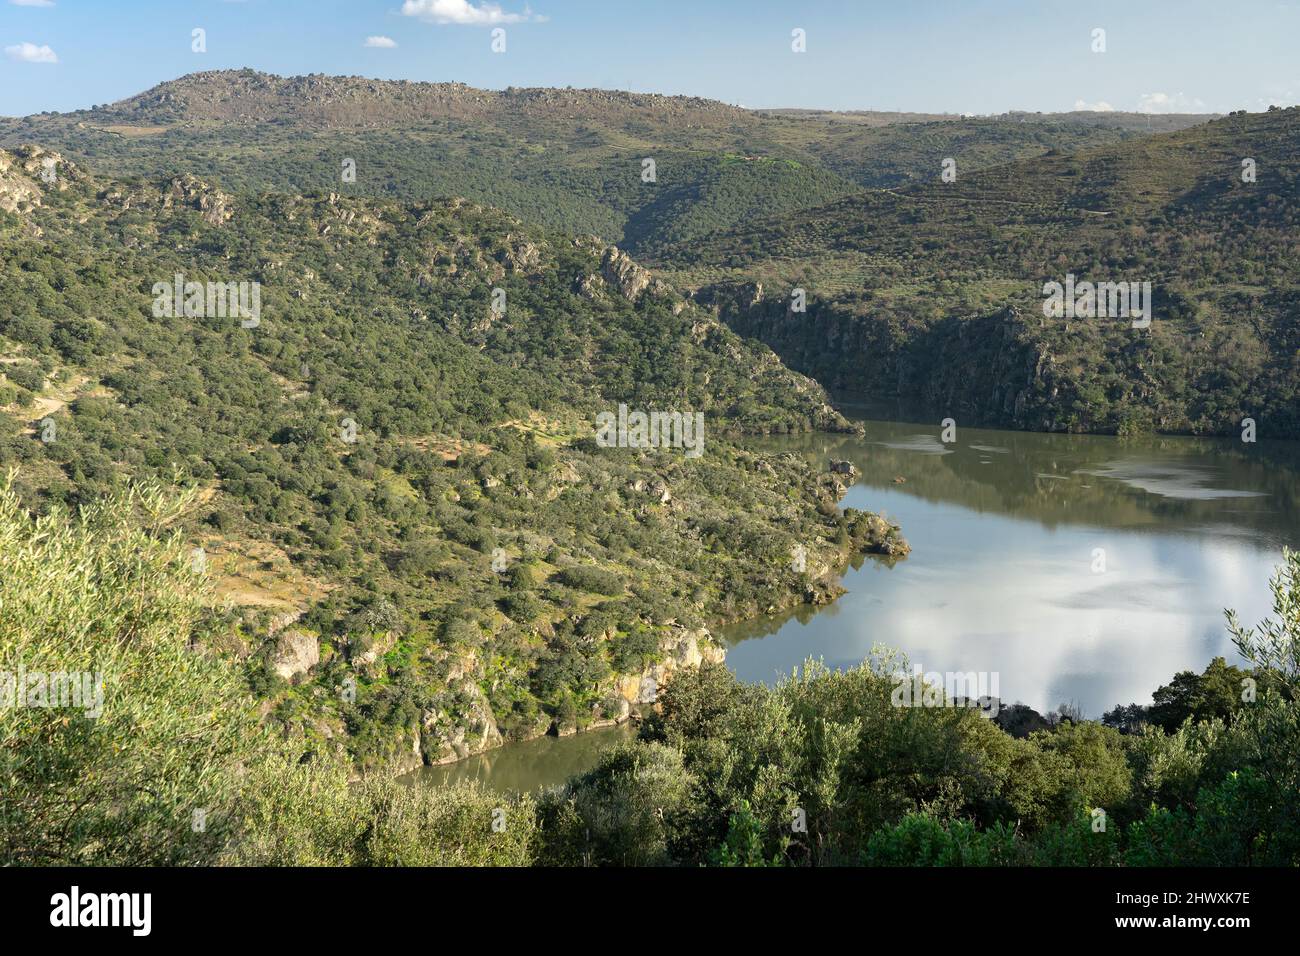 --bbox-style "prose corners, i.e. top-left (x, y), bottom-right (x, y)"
top-left (348, 629), bottom-right (397, 670)
top-left (163, 174), bottom-right (234, 225)
top-left (574, 273), bottom-right (604, 301)
top-left (269, 629), bottom-right (319, 682)
top-left (497, 232), bottom-right (542, 273)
